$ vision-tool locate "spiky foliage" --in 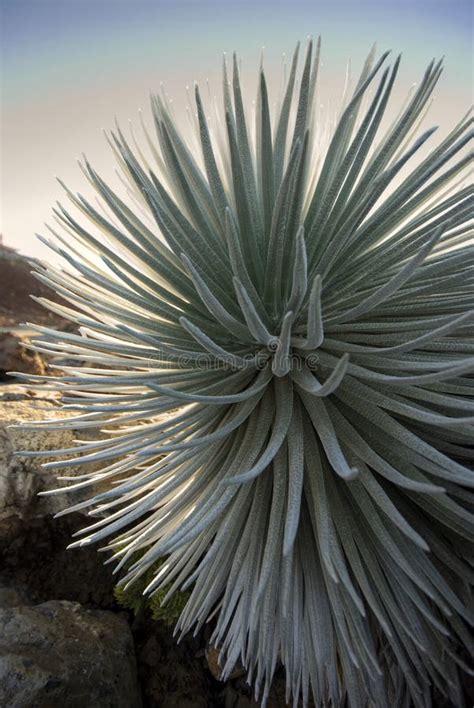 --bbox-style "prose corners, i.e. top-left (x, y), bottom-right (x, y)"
top-left (16, 40), bottom-right (473, 707)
